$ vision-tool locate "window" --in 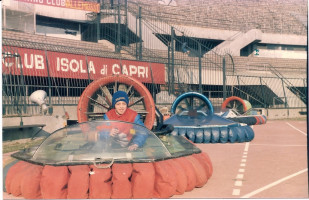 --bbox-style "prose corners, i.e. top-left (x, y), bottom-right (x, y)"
top-left (267, 44), bottom-right (279, 50)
